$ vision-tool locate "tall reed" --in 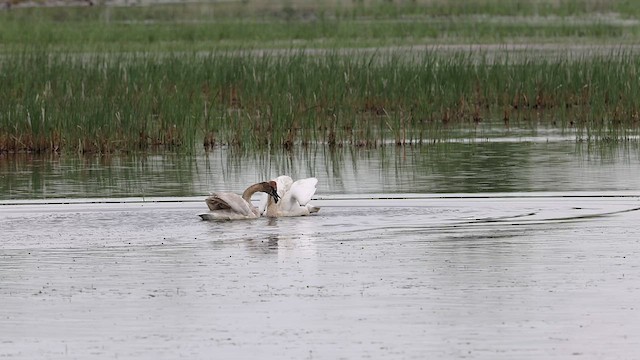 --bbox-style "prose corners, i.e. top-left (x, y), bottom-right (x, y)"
top-left (2, 51), bottom-right (640, 153)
